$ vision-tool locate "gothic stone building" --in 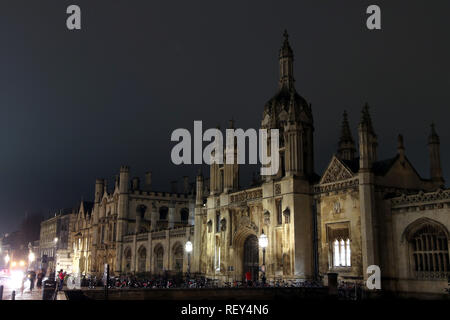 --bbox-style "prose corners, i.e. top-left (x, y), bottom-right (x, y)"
top-left (71, 168), bottom-right (196, 276)
top-left (192, 31), bottom-right (449, 295)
